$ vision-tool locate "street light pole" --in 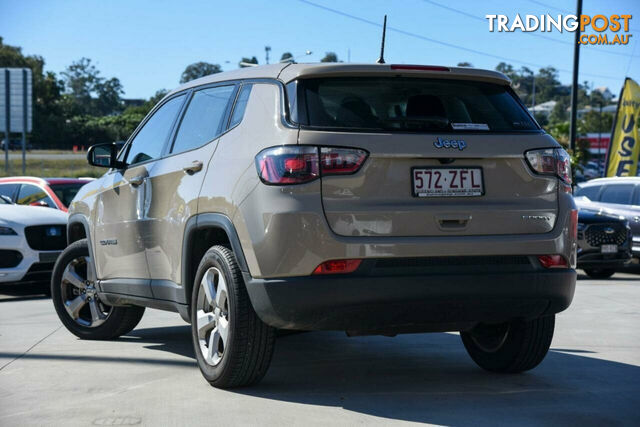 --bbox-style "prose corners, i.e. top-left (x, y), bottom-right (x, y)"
top-left (265, 46), bottom-right (271, 65)
top-left (569, 0), bottom-right (583, 153)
